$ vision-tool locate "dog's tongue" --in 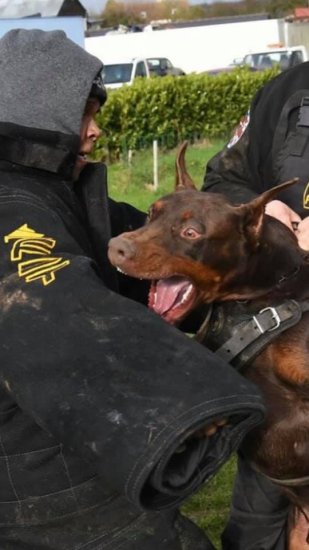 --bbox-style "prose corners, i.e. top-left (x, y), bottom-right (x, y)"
top-left (152, 277), bottom-right (192, 315)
